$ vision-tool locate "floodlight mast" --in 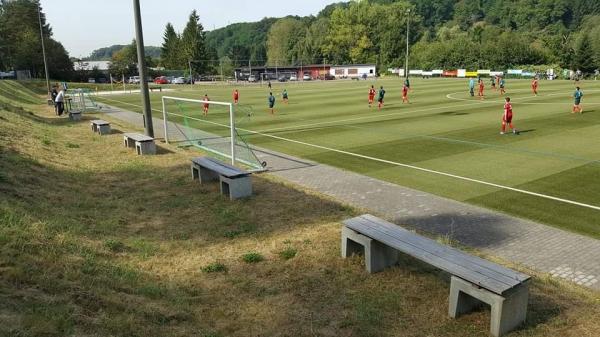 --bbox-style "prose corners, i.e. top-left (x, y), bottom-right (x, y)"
top-left (405, 8), bottom-right (410, 78)
top-left (37, 1), bottom-right (51, 99)
top-left (133, 0), bottom-right (154, 137)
